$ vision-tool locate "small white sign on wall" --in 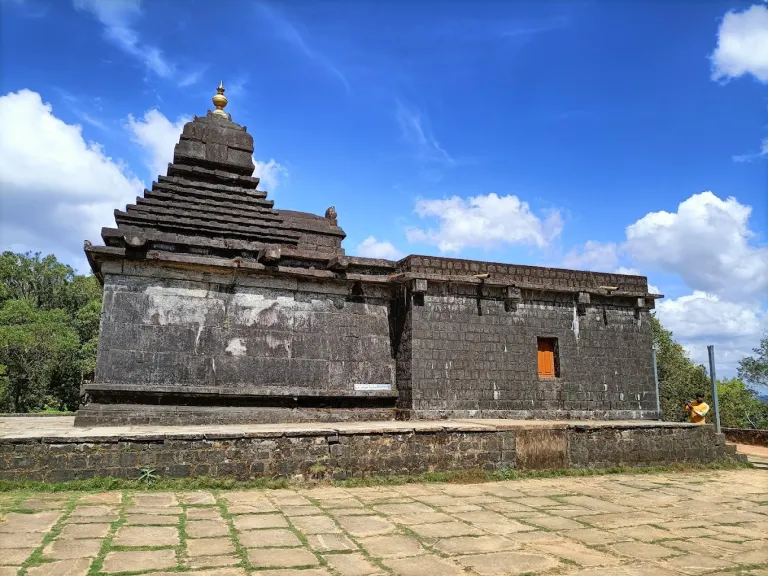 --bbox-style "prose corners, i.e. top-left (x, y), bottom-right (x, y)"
top-left (354, 383), bottom-right (392, 391)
